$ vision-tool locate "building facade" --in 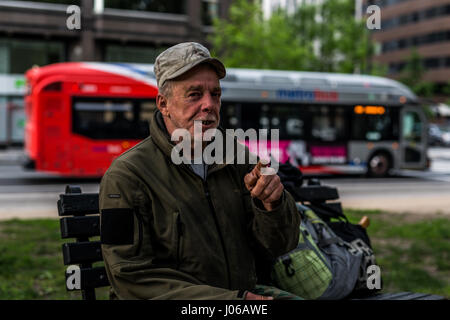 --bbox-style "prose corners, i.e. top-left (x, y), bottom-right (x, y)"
top-left (367, 0), bottom-right (450, 99)
top-left (0, 0), bottom-right (232, 74)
